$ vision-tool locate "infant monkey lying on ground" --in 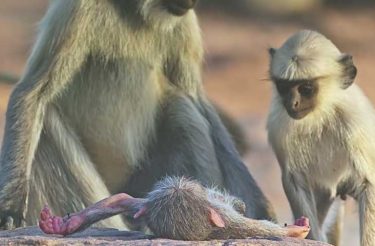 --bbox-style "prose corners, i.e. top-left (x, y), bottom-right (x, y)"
top-left (39, 177), bottom-right (309, 240)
